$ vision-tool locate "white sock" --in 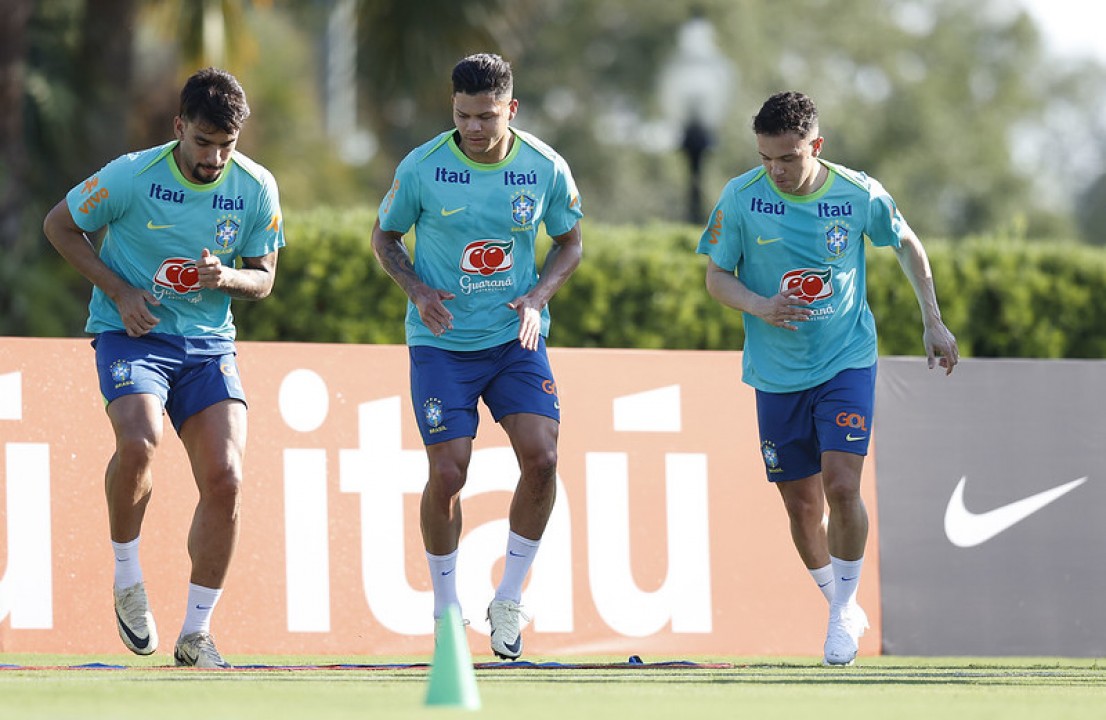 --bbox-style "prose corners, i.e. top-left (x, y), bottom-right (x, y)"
top-left (495, 531), bottom-right (540, 603)
top-left (427, 550), bottom-right (460, 619)
top-left (112, 537), bottom-right (144, 590)
top-left (830, 555), bottom-right (863, 613)
top-left (179, 583), bottom-right (222, 638)
top-left (809, 564), bottom-right (835, 604)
